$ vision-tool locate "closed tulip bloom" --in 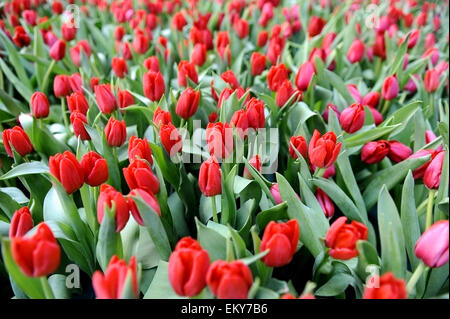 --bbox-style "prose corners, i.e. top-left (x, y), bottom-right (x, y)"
top-left (276, 80), bottom-right (300, 108)
top-left (243, 155), bottom-right (262, 179)
top-left (178, 61), bottom-right (198, 87)
top-left (128, 189), bottom-right (161, 225)
top-left (363, 272), bottom-right (407, 299)
top-left (316, 188), bottom-right (335, 218)
top-left (387, 141), bottom-right (412, 163)
top-left (340, 103), bottom-right (365, 133)
top-left (191, 43), bottom-right (207, 66)
top-left (381, 75), bottom-right (399, 100)
top-left (53, 75), bottom-right (72, 98)
top-left (234, 18), bottom-right (249, 38)
top-left (49, 151), bottom-right (84, 194)
top-left (92, 255), bottom-right (138, 299)
top-left (308, 130), bottom-right (342, 168)
top-left (30, 92), bottom-right (50, 119)
top-left (407, 29), bottom-right (420, 49)
top-left (267, 64), bottom-right (289, 92)
top-left (49, 39), bottom-right (66, 60)
top-left (9, 207), bottom-right (33, 238)
top-left (153, 107), bottom-right (172, 127)
top-left (172, 12), bottom-right (187, 31)
top-left (415, 220), bottom-right (449, 268)
top-left (362, 92), bottom-right (380, 108)
top-left (70, 111), bottom-right (90, 140)
top-left (326, 217), bottom-right (368, 259)
top-left (67, 92), bottom-right (89, 114)
top-left (2, 126), bottom-right (33, 158)
top-left (408, 149), bottom-right (436, 179)
top-left (206, 122), bottom-right (233, 159)
top-left (80, 151), bottom-right (109, 187)
top-left (251, 52), bottom-right (266, 76)
top-left (123, 159), bottom-right (160, 195)
top-left (70, 73), bottom-right (83, 93)
top-left (118, 89), bottom-right (135, 109)
top-left (168, 237), bottom-right (211, 297)
top-left (114, 26), bottom-right (126, 41)
top-left (105, 117), bottom-right (126, 147)
top-left (111, 57), bottom-right (128, 78)
top-left (289, 135), bottom-right (307, 159)
top-left (424, 69), bottom-right (440, 93)
top-left (159, 123), bottom-right (182, 156)
top-left (425, 130), bottom-right (443, 152)
top-left (373, 32), bottom-right (386, 60)
top-left (97, 184), bottom-right (130, 232)
top-left (143, 56), bottom-right (160, 72)
top-left (308, 16), bottom-right (326, 37)
top-left (361, 140), bottom-right (390, 164)
top-left (95, 84), bottom-right (117, 114)
top-left (221, 70), bottom-right (239, 90)
top-left (423, 150), bottom-right (445, 189)
top-left (12, 26), bottom-right (31, 47)
top-left (270, 183), bottom-right (283, 204)
top-left (143, 71), bottom-right (166, 102)
top-left (11, 223), bottom-right (60, 277)
top-left (176, 88), bottom-right (200, 120)
top-left (295, 61), bottom-right (315, 91)
top-left (260, 219), bottom-right (300, 267)
top-left (128, 136), bottom-right (152, 164)
top-left (206, 260), bottom-right (253, 299)
top-left (22, 10), bottom-right (37, 26)
top-left (322, 104), bottom-right (340, 123)
top-left (198, 156), bottom-right (222, 197)
top-left (257, 30), bottom-right (269, 47)
top-left (231, 109), bottom-right (249, 139)
top-left (347, 39), bottom-right (365, 63)
top-left (132, 30), bottom-right (149, 54)
top-left (61, 22), bottom-right (76, 41)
